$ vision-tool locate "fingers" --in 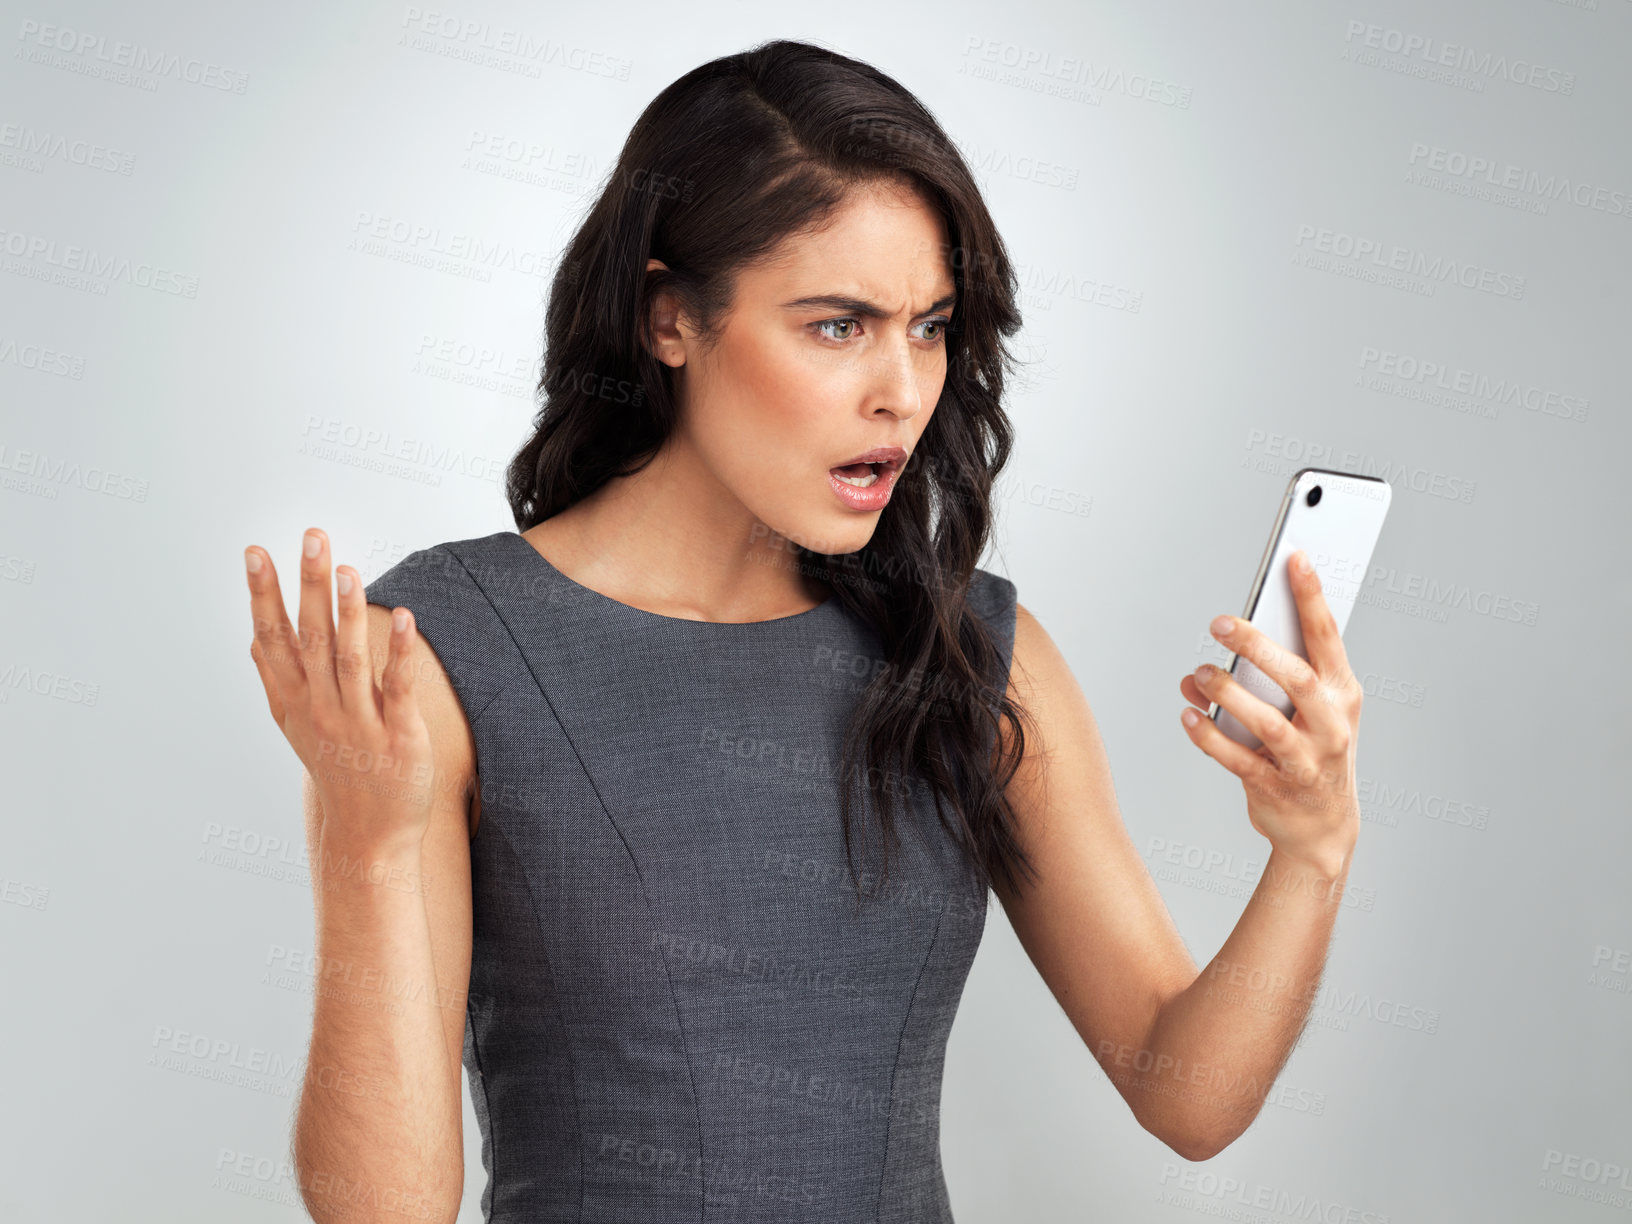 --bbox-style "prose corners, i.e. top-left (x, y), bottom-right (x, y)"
top-left (297, 529), bottom-right (342, 715)
top-left (1286, 550), bottom-right (1349, 681)
top-left (379, 607), bottom-right (427, 739)
top-left (245, 544), bottom-right (307, 708)
top-left (1180, 704), bottom-right (1281, 783)
top-left (1209, 611), bottom-right (1338, 735)
top-left (1179, 673), bottom-right (1209, 710)
top-left (333, 564), bottom-right (375, 718)
top-left (248, 636), bottom-right (286, 730)
top-left (1190, 662), bottom-right (1308, 769)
